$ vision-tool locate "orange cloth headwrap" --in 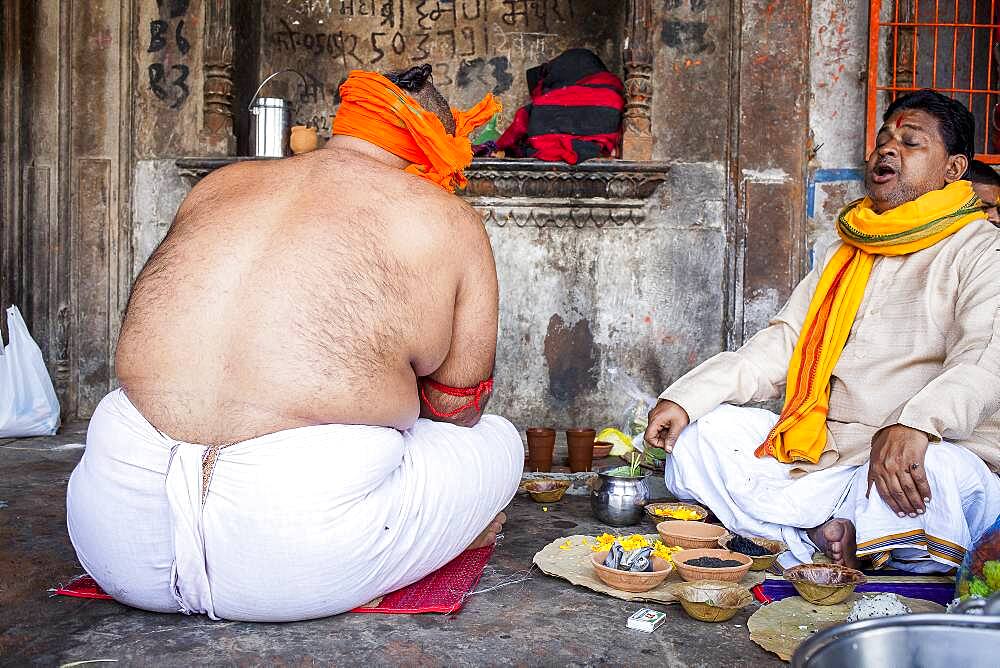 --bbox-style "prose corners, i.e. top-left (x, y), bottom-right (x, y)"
top-left (331, 70), bottom-right (501, 191)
